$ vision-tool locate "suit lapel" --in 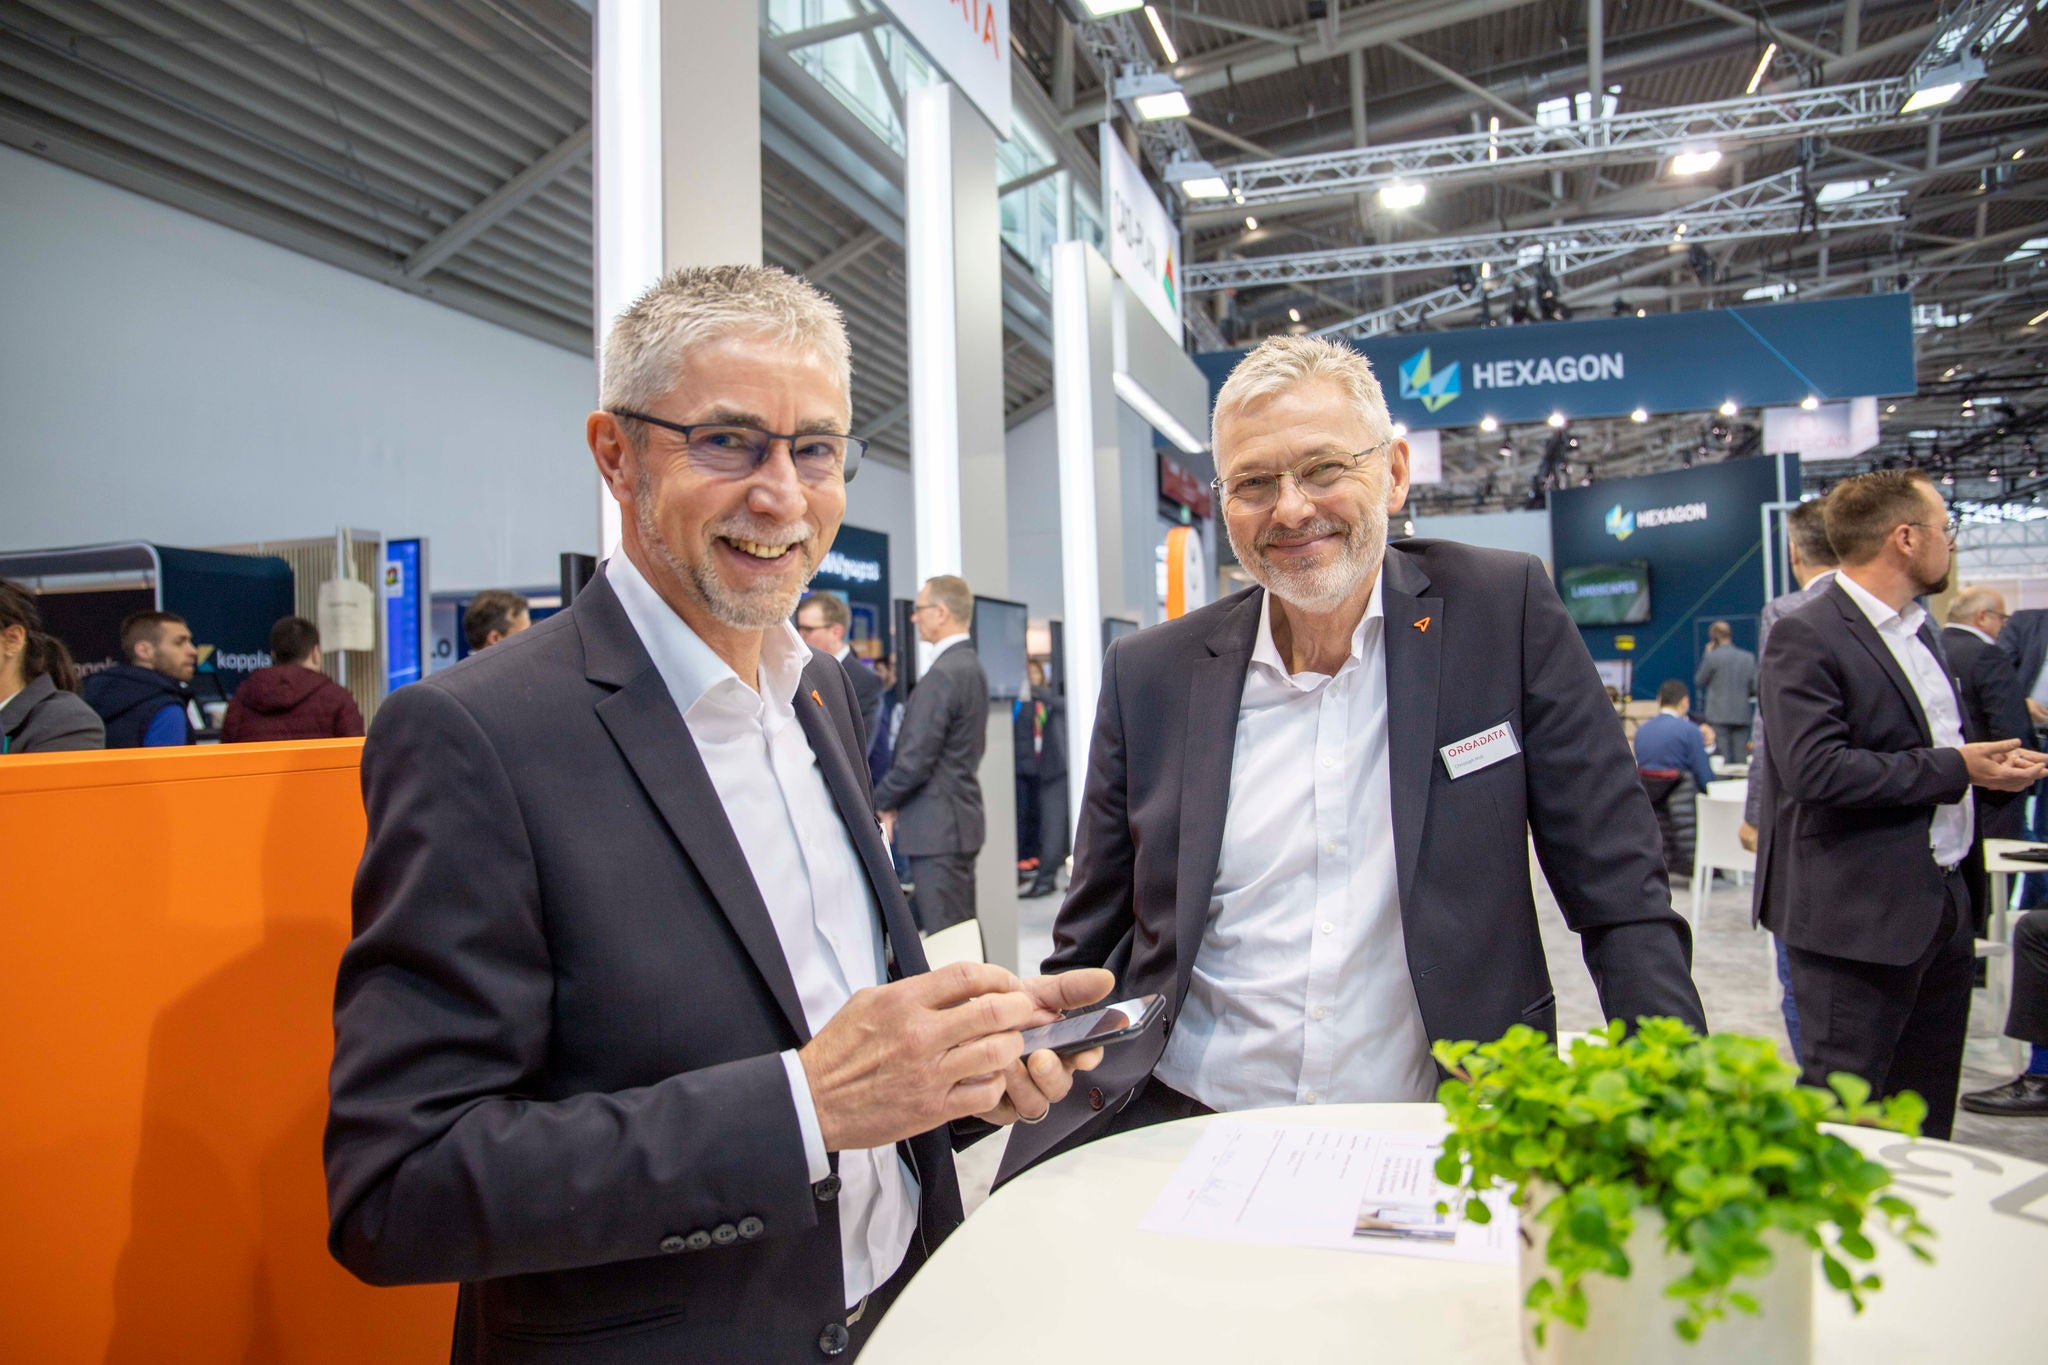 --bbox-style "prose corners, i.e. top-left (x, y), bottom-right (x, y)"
top-left (1380, 547), bottom-right (1442, 912)
top-left (792, 661), bottom-right (928, 978)
top-left (1828, 583), bottom-right (1935, 744)
top-left (1173, 591), bottom-right (1262, 1003)
top-left (578, 575), bottom-right (812, 1043)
